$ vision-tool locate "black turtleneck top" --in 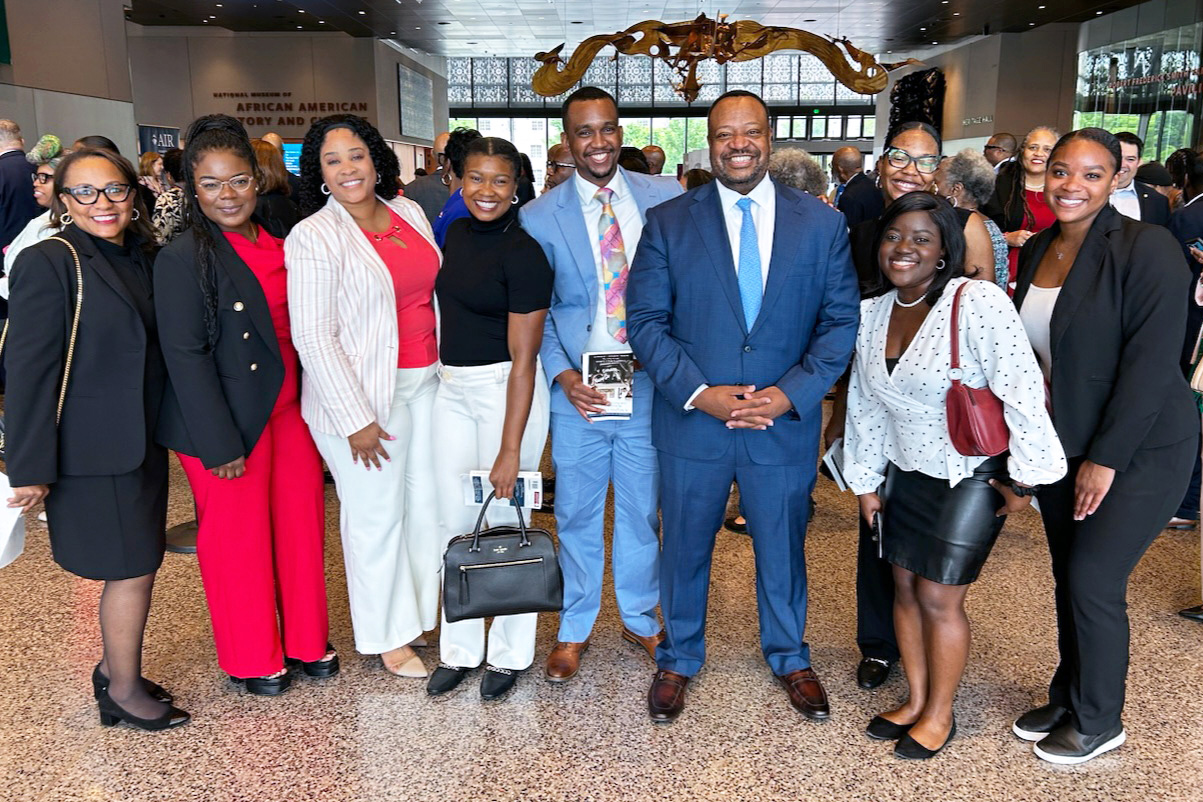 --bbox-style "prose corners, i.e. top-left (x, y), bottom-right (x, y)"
top-left (435, 207), bottom-right (552, 367)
